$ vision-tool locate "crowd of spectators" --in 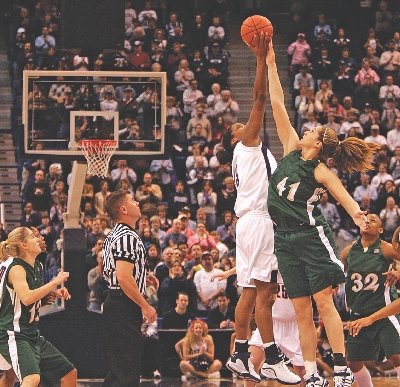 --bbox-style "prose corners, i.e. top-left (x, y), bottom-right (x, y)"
top-left (4, 0), bottom-right (400, 379)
